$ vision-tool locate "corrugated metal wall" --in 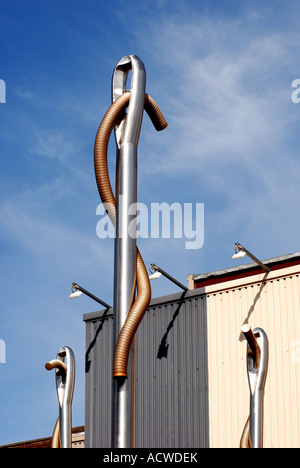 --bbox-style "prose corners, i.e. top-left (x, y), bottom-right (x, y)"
top-left (85, 310), bottom-right (114, 448)
top-left (205, 265), bottom-right (300, 448)
top-left (84, 263), bottom-right (300, 448)
top-left (134, 294), bottom-right (209, 448)
top-left (84, 293), bottom-right (209, 448)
